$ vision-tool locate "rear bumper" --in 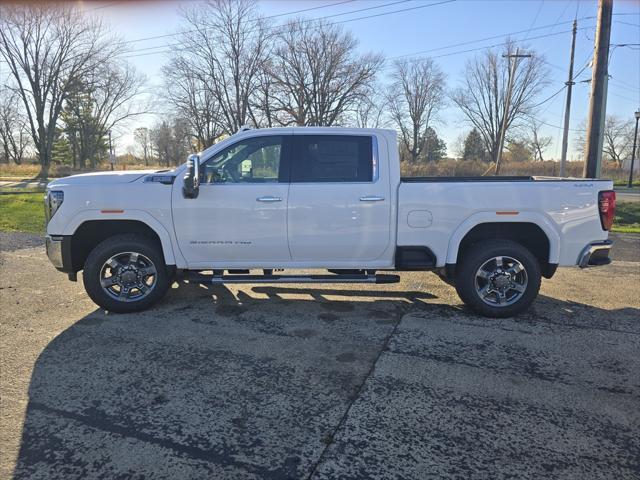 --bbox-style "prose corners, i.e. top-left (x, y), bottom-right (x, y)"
top-left (578, 240), bottom-right (613, 268)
